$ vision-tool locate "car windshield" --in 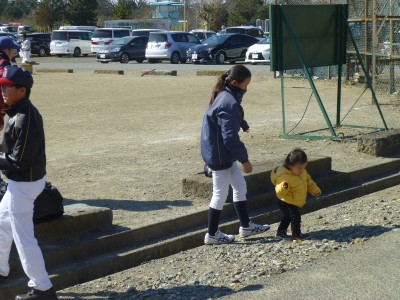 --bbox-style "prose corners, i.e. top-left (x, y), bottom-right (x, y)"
top-left (257, 37), bottom-right (270, 44)
top-left (149, 33), bottom-right (168, 43)
top-left (93, 30), bottom-right (112, 38)
top-left (226, 28), bottom-right (244, 34)
top-left (202, 35), bottom-right (229, 45)
top-left (111, 37), bottom-right (131, 45)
